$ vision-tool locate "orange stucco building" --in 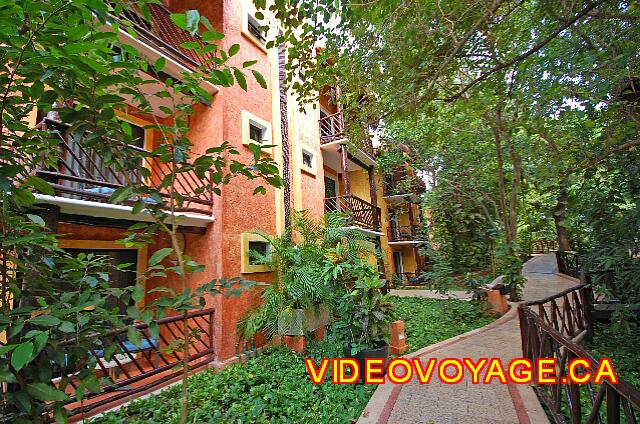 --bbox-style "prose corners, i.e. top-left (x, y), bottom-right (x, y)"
top-left (30, 1), bottom-right (428, 373)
